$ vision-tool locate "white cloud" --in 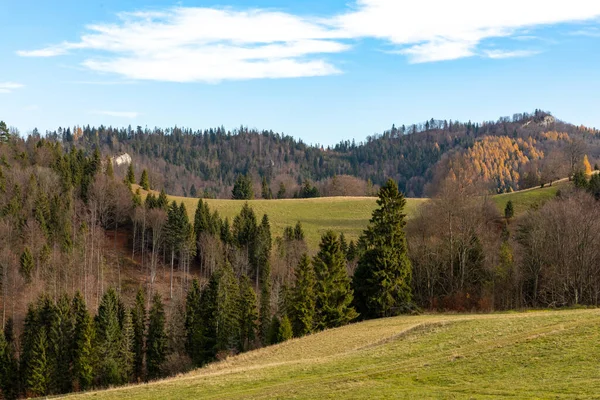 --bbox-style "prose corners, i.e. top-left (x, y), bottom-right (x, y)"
top-left (91, 110), bottom-right (139, 119)
top-left (484, 49), bottom-right (541, 59)
top-left (0, 82), bottom-right (24, 94)
top-left (333, 0), bottom-right (600, 63)
top-left (16, 1), bottom-right (600, 79)
top-left (569, 27), bottom-right (600, 37)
